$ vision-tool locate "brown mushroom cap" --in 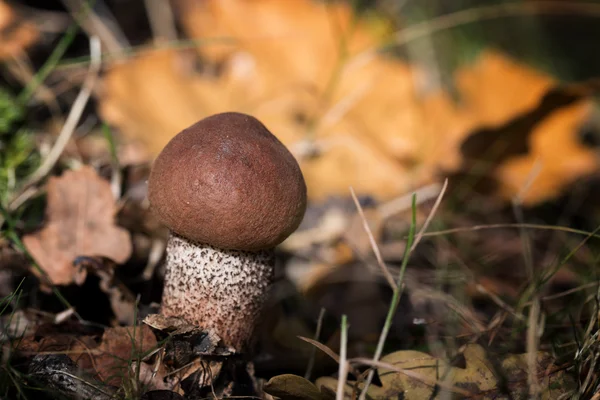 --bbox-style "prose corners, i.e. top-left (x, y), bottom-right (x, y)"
top-left (148, 112), bottom-right (307, 251)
